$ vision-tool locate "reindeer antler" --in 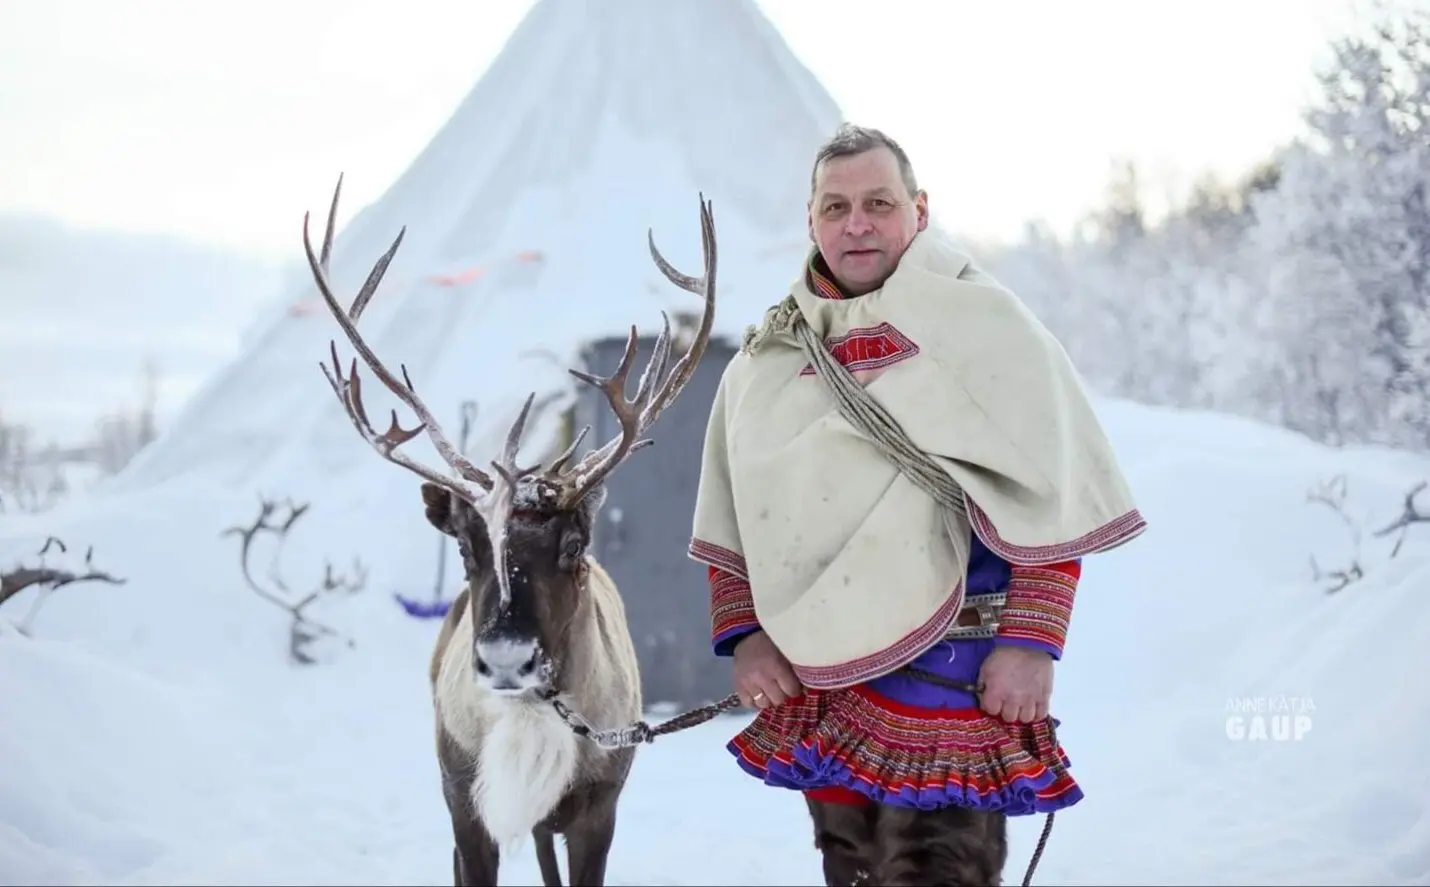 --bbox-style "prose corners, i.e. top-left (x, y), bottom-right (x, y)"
top-left (305, 179), bottom-right (718, 549)
top-left (304, 175), bottom-right (497, 506)
top-left (544, 195), bottom-right (719, 508)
